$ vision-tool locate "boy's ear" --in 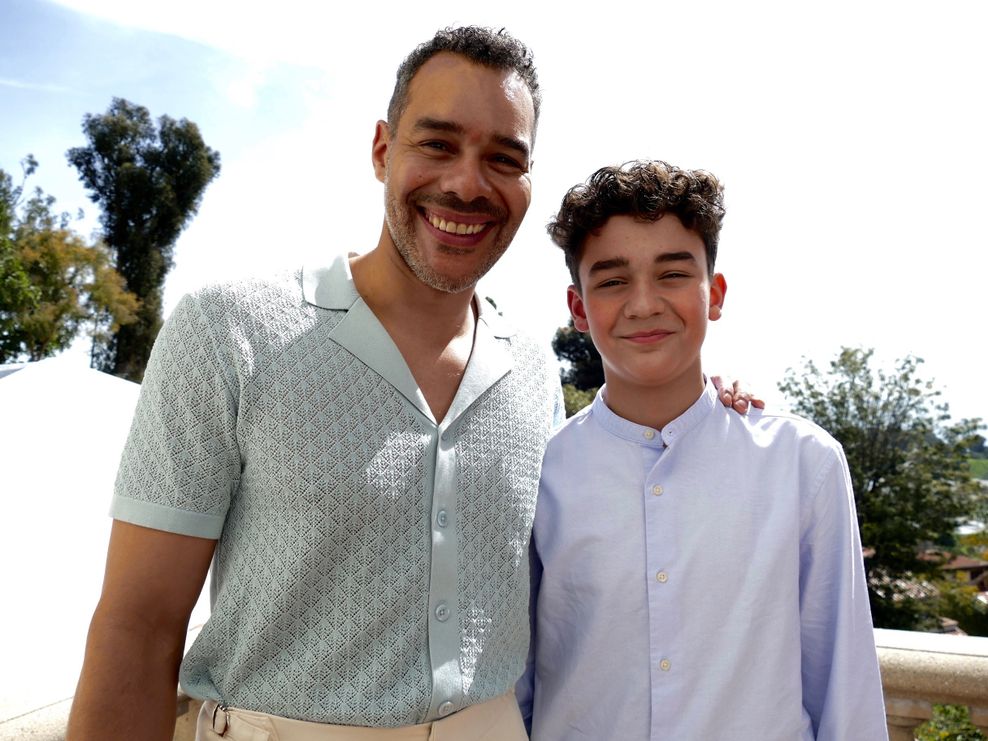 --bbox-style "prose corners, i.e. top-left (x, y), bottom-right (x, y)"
top-left (371, 120), bottom-right (390, 183)
top-left (708, 273), bottom-right (727, 321)
top-left (567, 285), bottom-right (590, 332)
